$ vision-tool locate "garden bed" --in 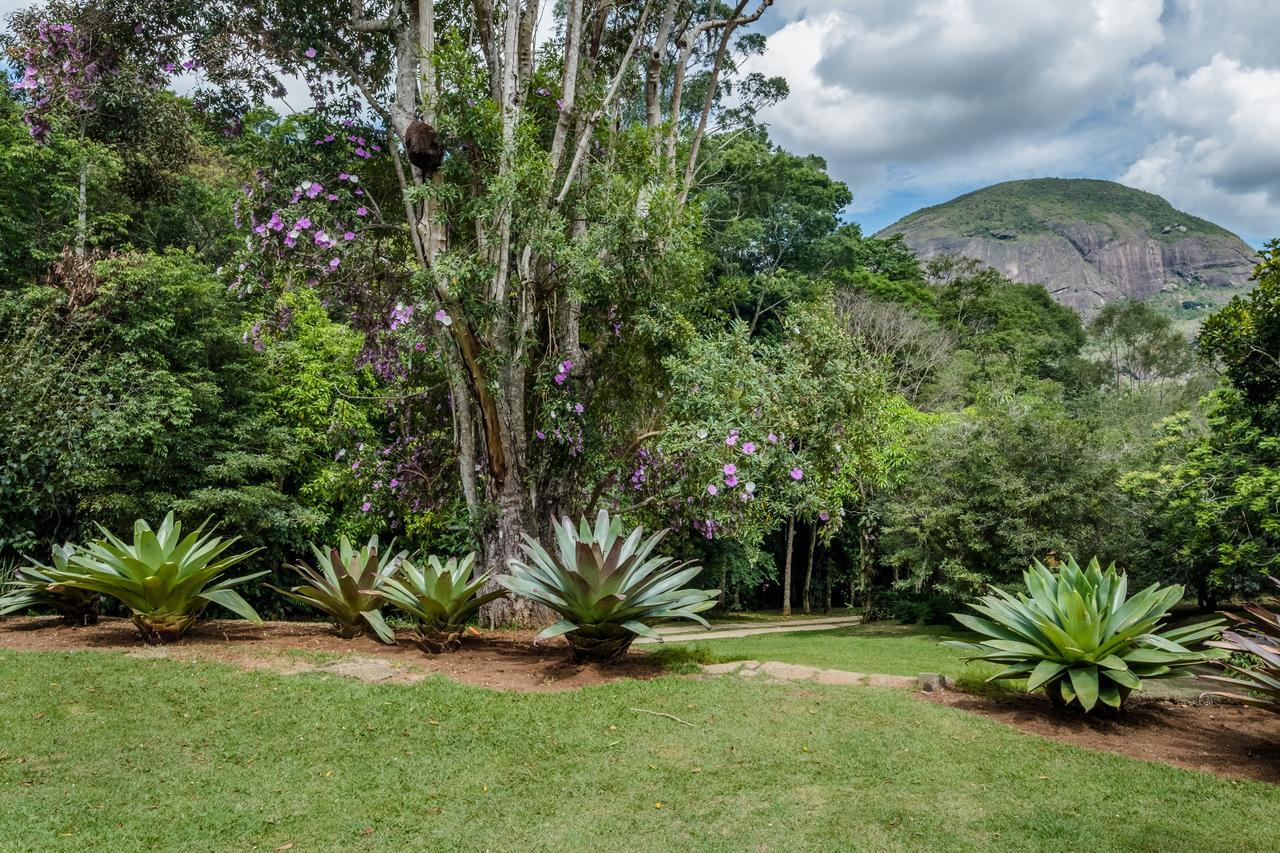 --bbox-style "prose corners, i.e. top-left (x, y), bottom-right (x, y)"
top-left (923, 688), bottom-right (1280, 784)
top-left (0, 616), bottom-right (666, 693)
